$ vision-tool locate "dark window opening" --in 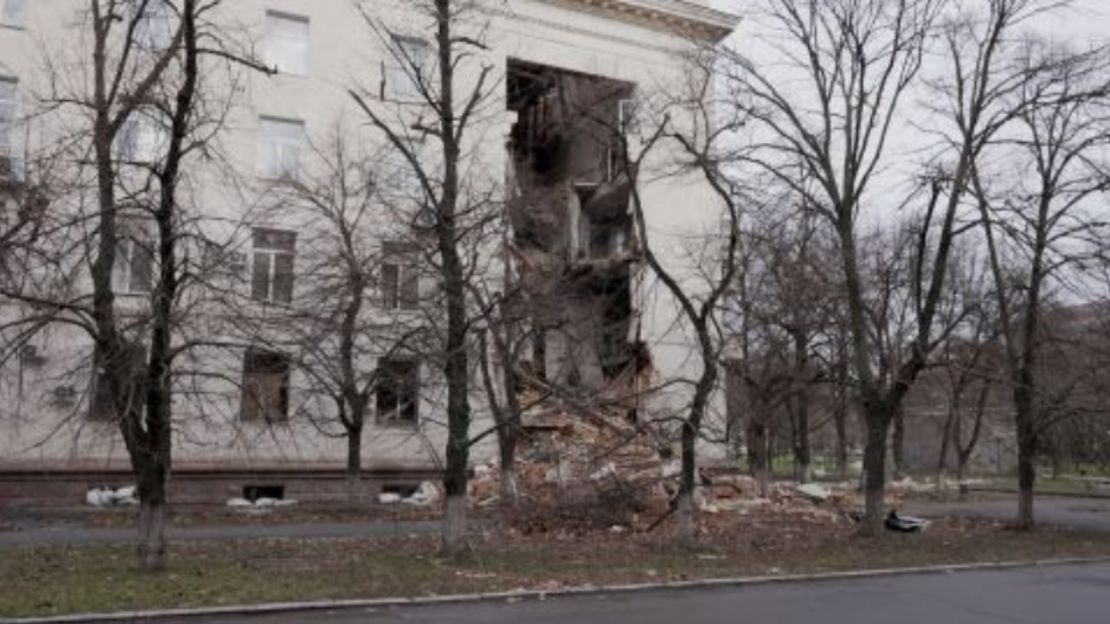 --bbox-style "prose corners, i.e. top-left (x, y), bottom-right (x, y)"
top-left (242, 348), bottom-right (291, 423)
top-left (376, 358), bottom-right (419, 425)
top-left (242, 484), bottom-right (285, 502)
